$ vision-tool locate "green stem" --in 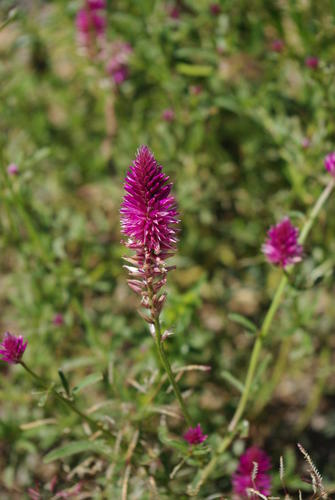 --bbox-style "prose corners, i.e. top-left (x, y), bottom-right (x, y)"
top-left (189, 179), bottom-right (335, 496)
top-left (228, 275), bottom-right (287, 432)
top-left (20, 362), bottom-right (114, 439)
top-left (153, 319), bottom-right (192, 427)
